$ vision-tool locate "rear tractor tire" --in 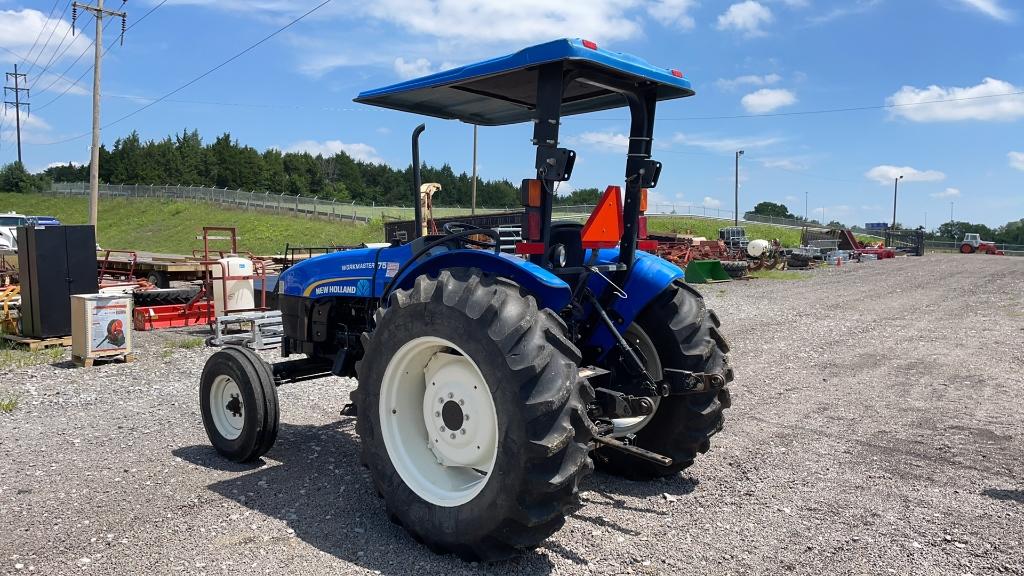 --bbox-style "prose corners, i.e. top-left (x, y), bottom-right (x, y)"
top-left (199, 346), bottom-right (279, 462)
top-left (960, 244), bottom-right (974, 254)
top-left (594, 279), bottom-right (733, 480)
top-left (354, 269), bottom-right (594, 561)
